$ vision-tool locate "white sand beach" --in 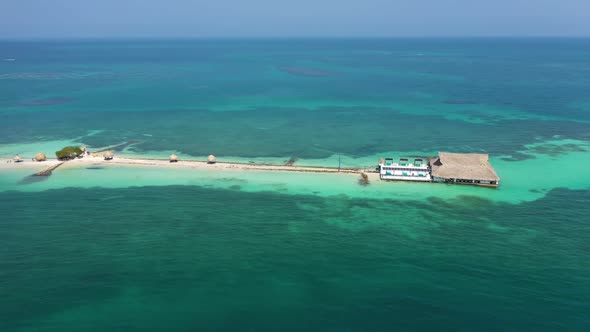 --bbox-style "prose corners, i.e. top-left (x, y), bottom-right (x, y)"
top-left (0, 154), bottom-right (377, 179)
